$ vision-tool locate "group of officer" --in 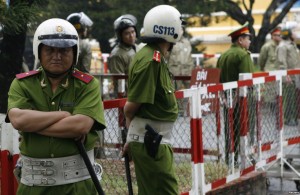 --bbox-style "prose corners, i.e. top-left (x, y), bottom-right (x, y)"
top-left (7, 2), bottom-right (300, 193)
top-left (217, 22), bottom-right (300, 166)
top-left (6, 4), bottom-right (187, 195)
